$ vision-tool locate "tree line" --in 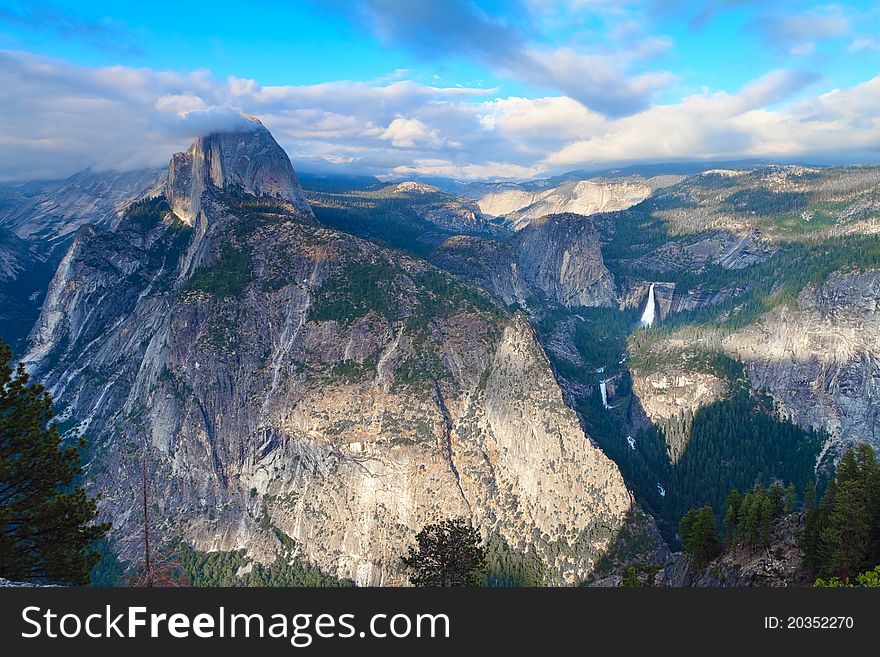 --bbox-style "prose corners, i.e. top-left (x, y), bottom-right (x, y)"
top-left (679, 444), bottom-right (880, 586)
top-left (803, 443), bottom-right (880, 582)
